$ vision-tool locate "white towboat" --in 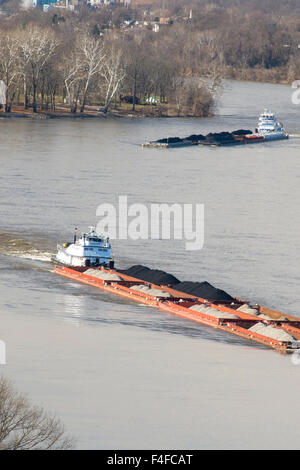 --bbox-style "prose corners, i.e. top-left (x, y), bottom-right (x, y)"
top-left (256, 109), bottom-right (289, 141)
top-left (52, 227), bottom-right (114, 268)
